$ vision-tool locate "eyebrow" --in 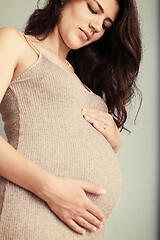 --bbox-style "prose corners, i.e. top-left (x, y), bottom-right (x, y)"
top-left (92, 0), bottom-right (114, 24)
